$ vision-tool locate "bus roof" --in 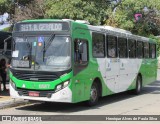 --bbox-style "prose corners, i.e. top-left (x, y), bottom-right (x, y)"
top-left (21, 19), bottom-right (62, 23)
